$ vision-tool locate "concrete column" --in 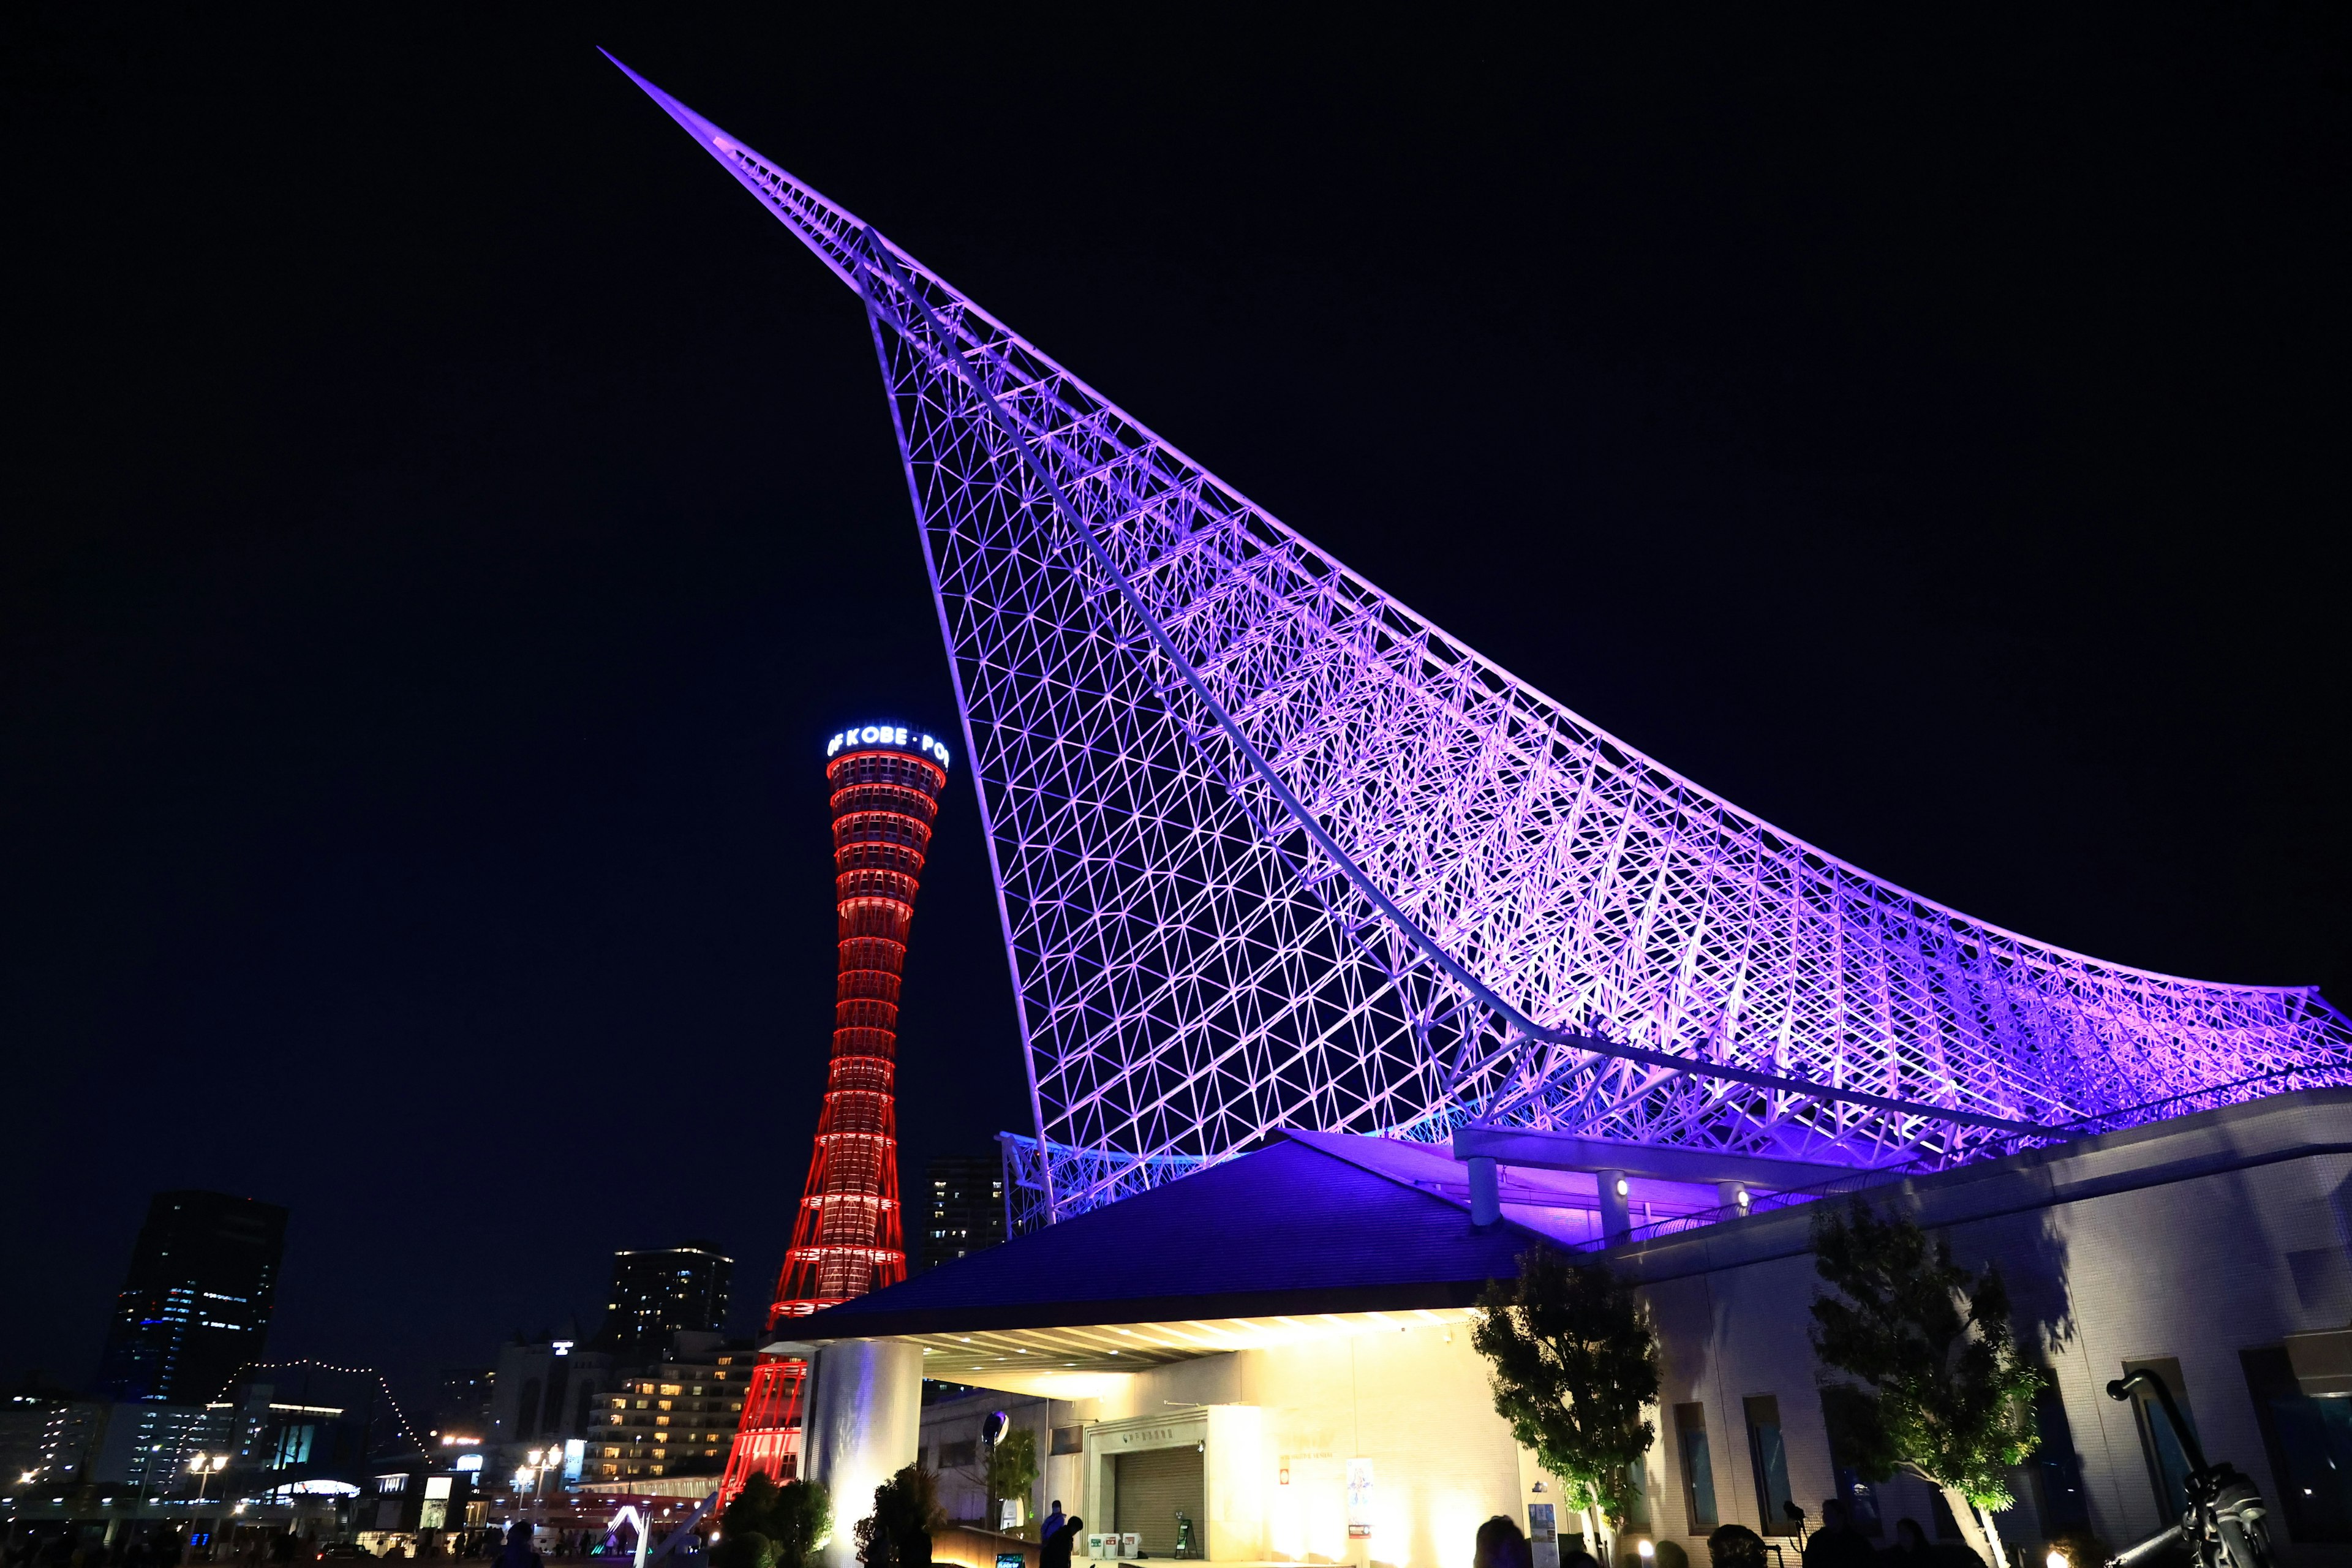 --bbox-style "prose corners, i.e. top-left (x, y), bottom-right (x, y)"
top-left (1204, 1404), bottom-right (1267, 1561)
top-left (804, 1338), bottom-right (924, 1568)
top-left (1717, 1180), bottom-right (1752, 1218)
top-left (1596, 1170), bottom-right (1631, 1245)
top-left (1468, 1156), bottom-right (1502, 1227)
